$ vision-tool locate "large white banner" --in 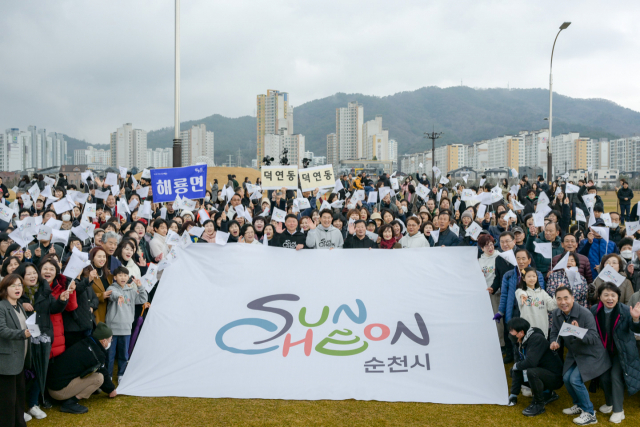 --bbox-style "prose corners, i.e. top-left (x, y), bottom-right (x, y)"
top-left (118, 245), bottom-right (508, 405)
